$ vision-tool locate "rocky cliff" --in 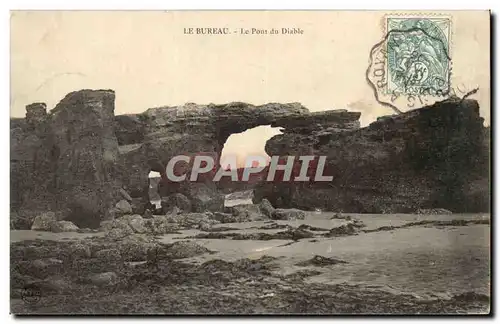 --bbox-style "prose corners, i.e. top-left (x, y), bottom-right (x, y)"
top-left (11, 90), bottom-right (490, 229)
top-left (254, 97), bottom-right (490, 213)
top-left (11, 90), bottom-right (311, 227)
